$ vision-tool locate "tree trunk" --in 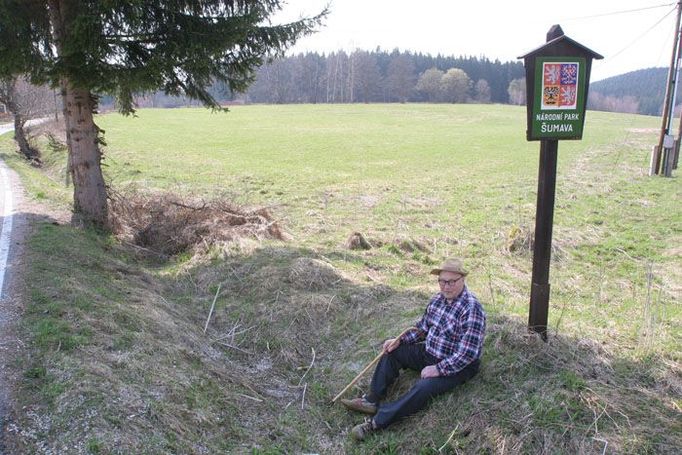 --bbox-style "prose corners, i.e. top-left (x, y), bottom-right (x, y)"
top-left (12, 113), bottom-right (40, 163)
top-left (49, 0), bottom-right (109, 229)
top-left (1, 79), bottom-right (41, 164)
top-left (62, 82), bottom-right (109, 229)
